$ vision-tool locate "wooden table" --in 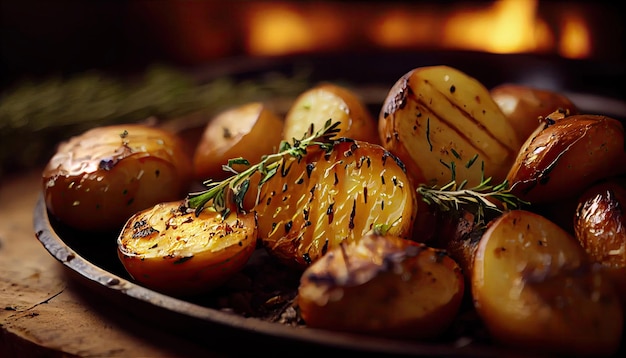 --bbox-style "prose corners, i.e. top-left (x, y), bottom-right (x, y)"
top-left (0, 168), bottom-right (229, 357)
